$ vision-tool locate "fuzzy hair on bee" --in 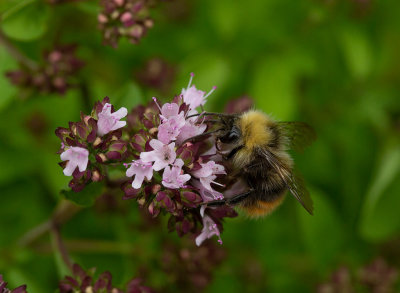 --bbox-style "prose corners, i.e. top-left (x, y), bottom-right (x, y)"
top-left (189, 110), bottom-right (316, 218)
